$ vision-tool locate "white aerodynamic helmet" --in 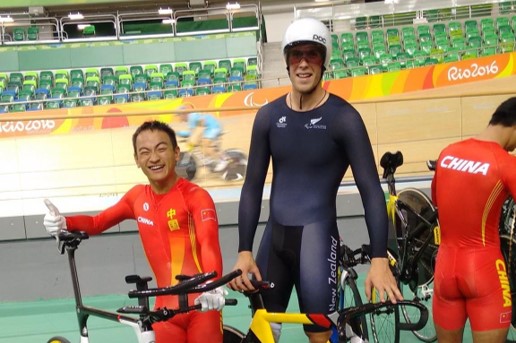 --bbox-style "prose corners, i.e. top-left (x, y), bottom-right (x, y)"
top-left (281, 17), bottom-right (332, 69)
